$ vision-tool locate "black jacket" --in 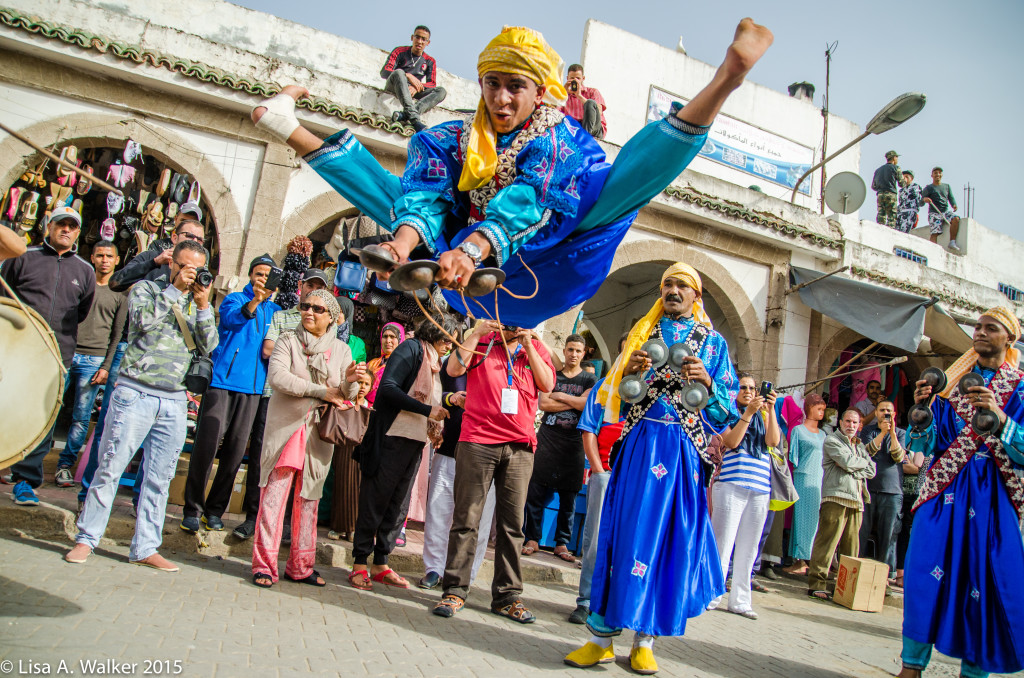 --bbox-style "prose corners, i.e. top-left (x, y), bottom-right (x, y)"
top-left (0, 241), bottom-right (96, 366)
top-left (356, 339), bottom-right (431, 478)
top-left (109, 237), bottom-right (172, 293)
top-left (436, 355), bottom-right (466, 458)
